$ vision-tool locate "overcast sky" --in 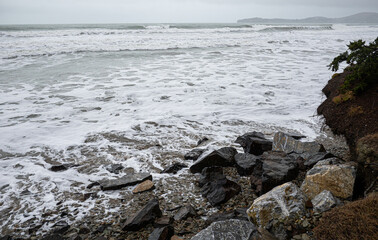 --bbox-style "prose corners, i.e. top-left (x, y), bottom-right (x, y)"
top-left (1, 0), bottom-right (378, 24)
